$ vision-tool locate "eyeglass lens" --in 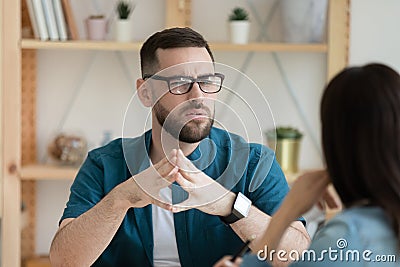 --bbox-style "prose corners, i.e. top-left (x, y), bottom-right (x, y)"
top-left (169, 75), bottom-right (222, 95)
